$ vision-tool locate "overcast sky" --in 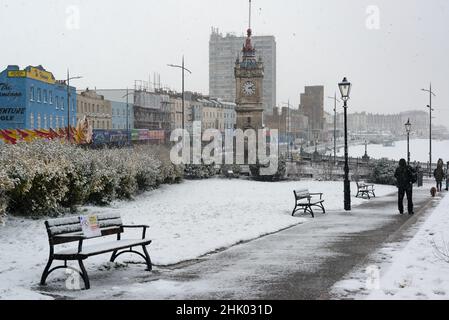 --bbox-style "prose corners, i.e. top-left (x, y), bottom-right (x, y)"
top-left (0, 0), bottom-right (448, 124)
